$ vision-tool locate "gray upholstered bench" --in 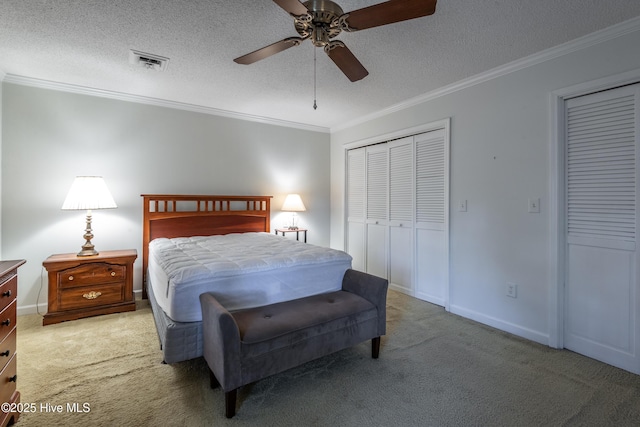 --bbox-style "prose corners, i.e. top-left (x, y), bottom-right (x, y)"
top-left (200, 269), bottom-right (388, 418)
